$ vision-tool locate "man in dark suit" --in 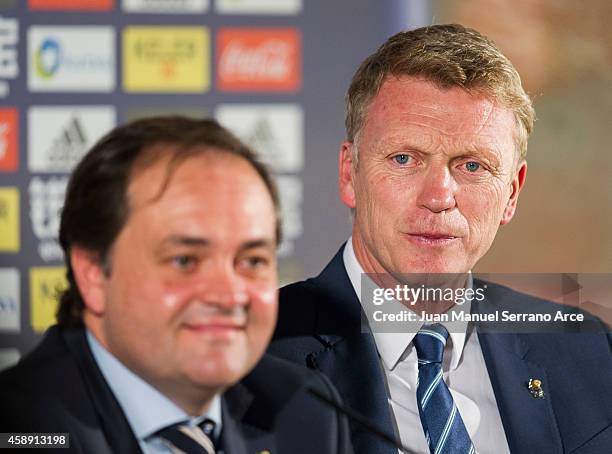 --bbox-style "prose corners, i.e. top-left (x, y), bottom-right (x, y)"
top-left (270, 25), bottom-right (612, 454)
top-left (0, 117), bottom-right (352, 454)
